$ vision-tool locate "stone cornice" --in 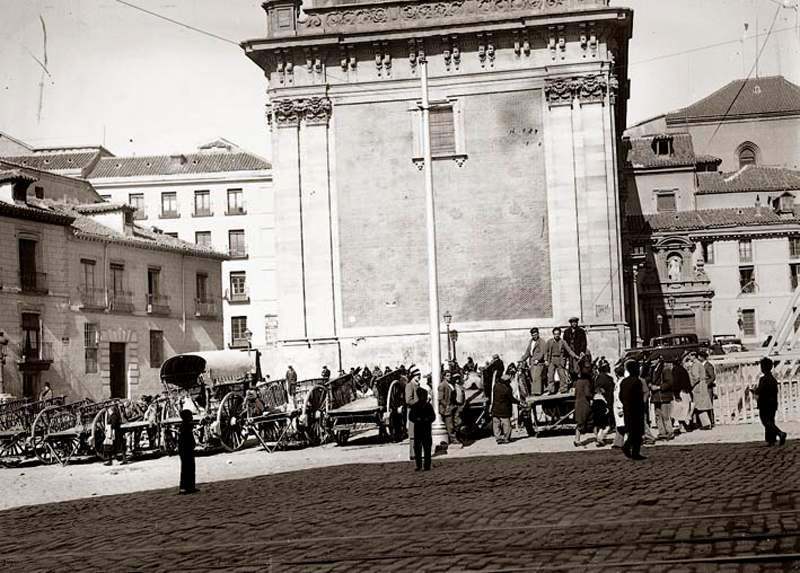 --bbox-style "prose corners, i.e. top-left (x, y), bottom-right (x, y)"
top-left (267, 96), bottom-right (333, 127)
top-left (296, 0), bottom-right (612, 35)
